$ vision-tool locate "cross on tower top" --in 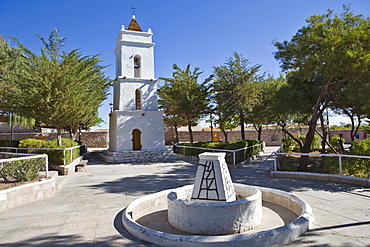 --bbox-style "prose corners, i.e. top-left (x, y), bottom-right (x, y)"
top-left (131, 6), bottom-right (137, 15)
